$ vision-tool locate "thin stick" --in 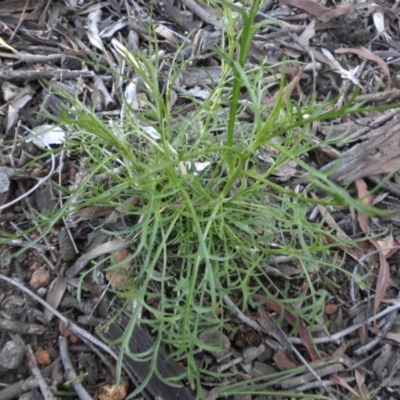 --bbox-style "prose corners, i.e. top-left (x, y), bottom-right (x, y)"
top-left (26, 345), bottom-right (56, 400)
top-left (59, 336), bottom-right (93, 400)
top-left (289, 302), bottom-right (400, 344)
